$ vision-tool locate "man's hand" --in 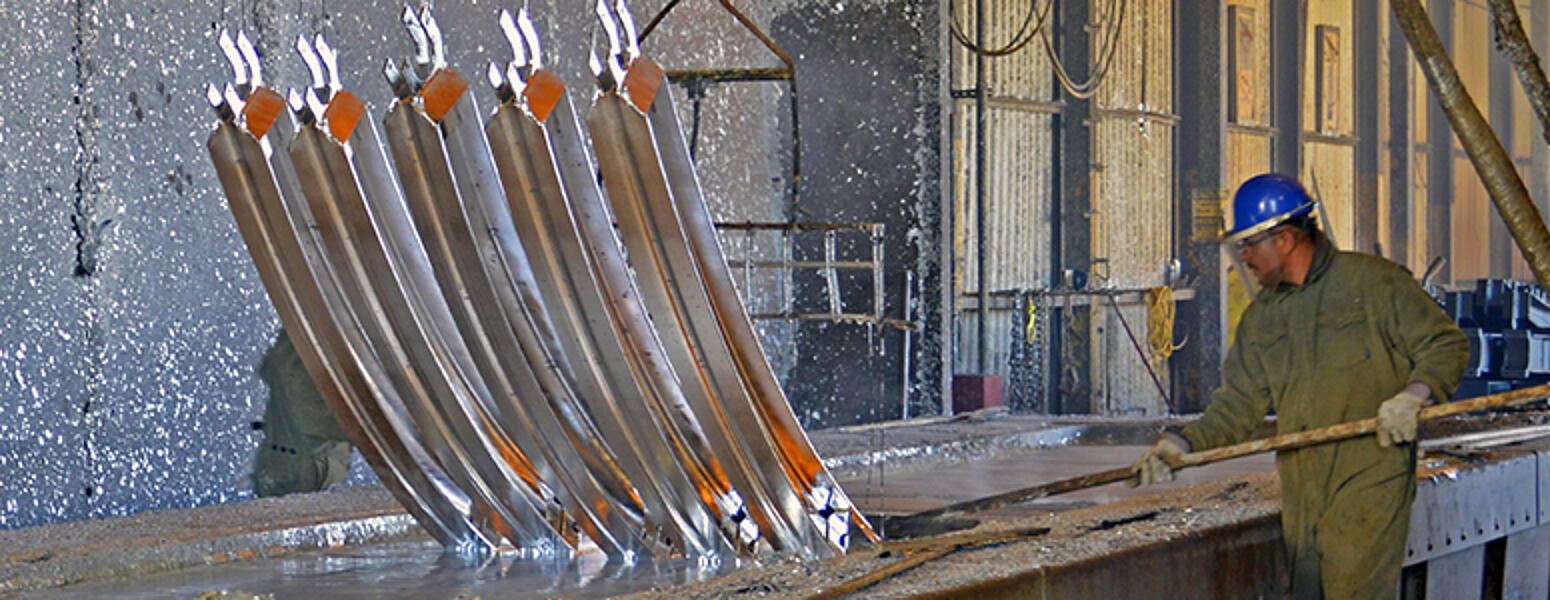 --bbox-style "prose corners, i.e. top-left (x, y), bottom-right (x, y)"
top-left (1129, 435), bottom-right (1189, 487)
top-left (1377, 385), bottom-right (1430, 447)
